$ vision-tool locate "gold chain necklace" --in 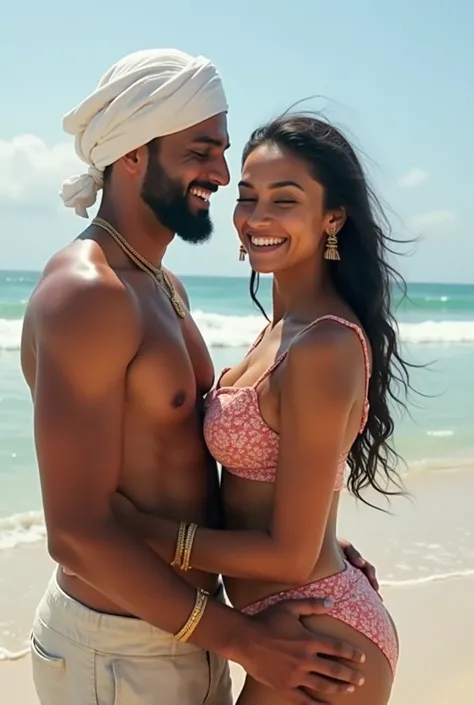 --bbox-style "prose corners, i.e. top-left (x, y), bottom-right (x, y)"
top-left (92, 217), bottom-right (186, 319)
